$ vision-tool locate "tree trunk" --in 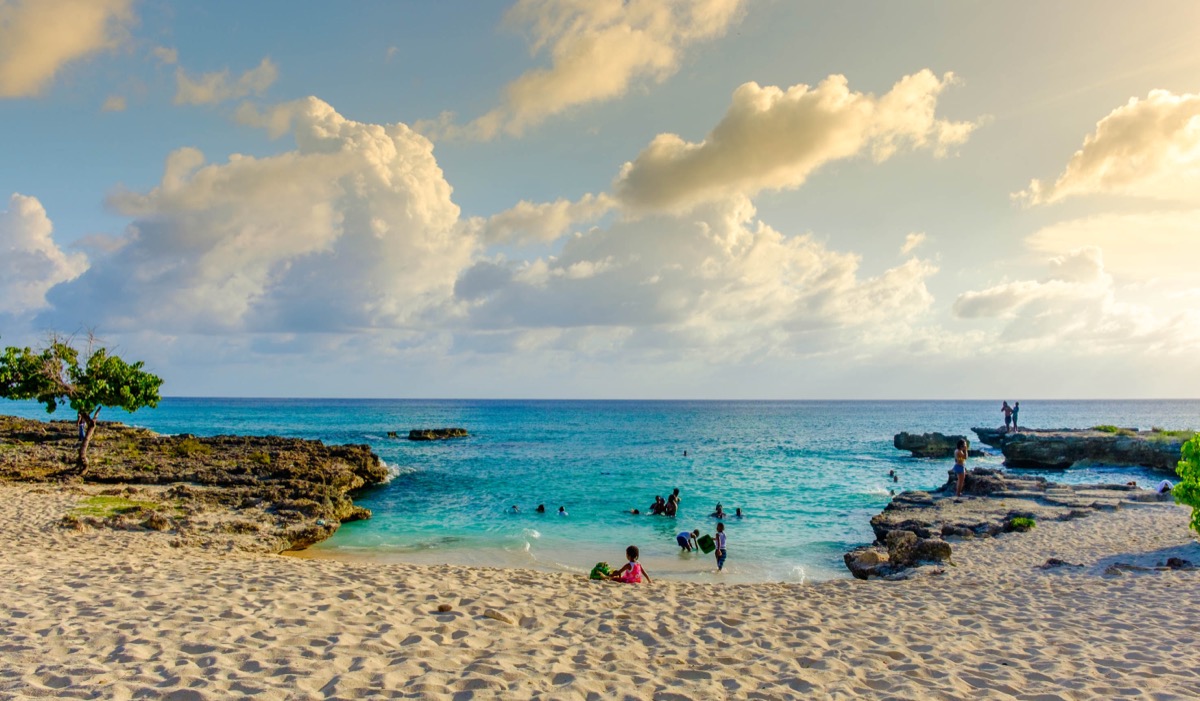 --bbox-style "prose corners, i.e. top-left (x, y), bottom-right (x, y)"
top-left (77, 412), bottom-right (97, 475)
